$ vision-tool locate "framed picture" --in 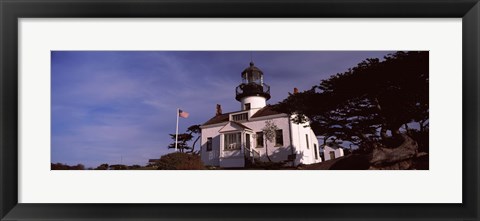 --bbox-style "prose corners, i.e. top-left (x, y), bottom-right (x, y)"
top-left (1, 0), bottom-right (479, 220)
